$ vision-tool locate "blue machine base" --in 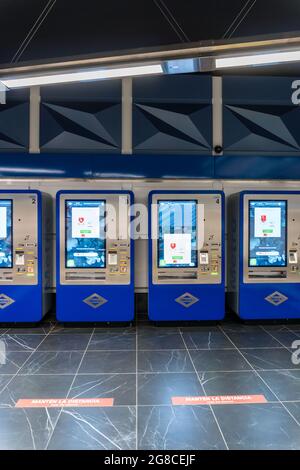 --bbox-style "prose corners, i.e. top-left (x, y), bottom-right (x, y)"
top-left (56, 285), bottom-right (134, 323)
top-left (238, 283), bottom-right (300, 320)
top-left (0, 285), bottom-right (43, 323)
top-left (148, 284), bottom-right (225, 322)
